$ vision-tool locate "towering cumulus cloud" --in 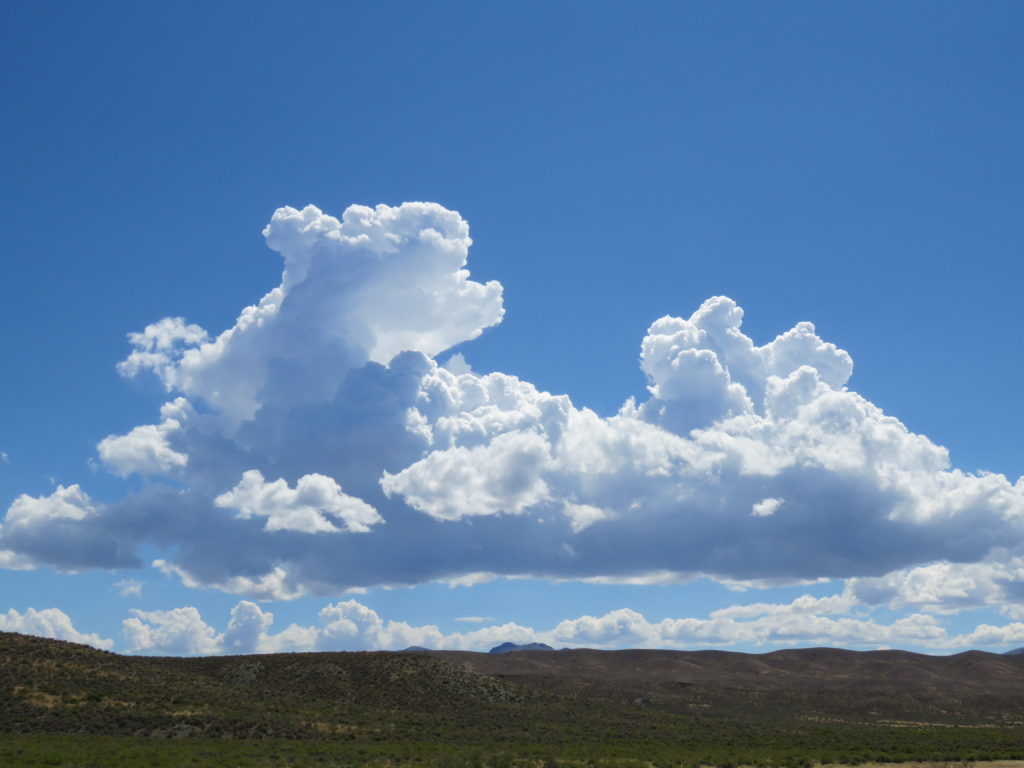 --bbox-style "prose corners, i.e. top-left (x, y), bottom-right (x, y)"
top-left (117, 203), bottom-right (504, 426)
top-left (2, 202), bottom-right (1023, 604)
